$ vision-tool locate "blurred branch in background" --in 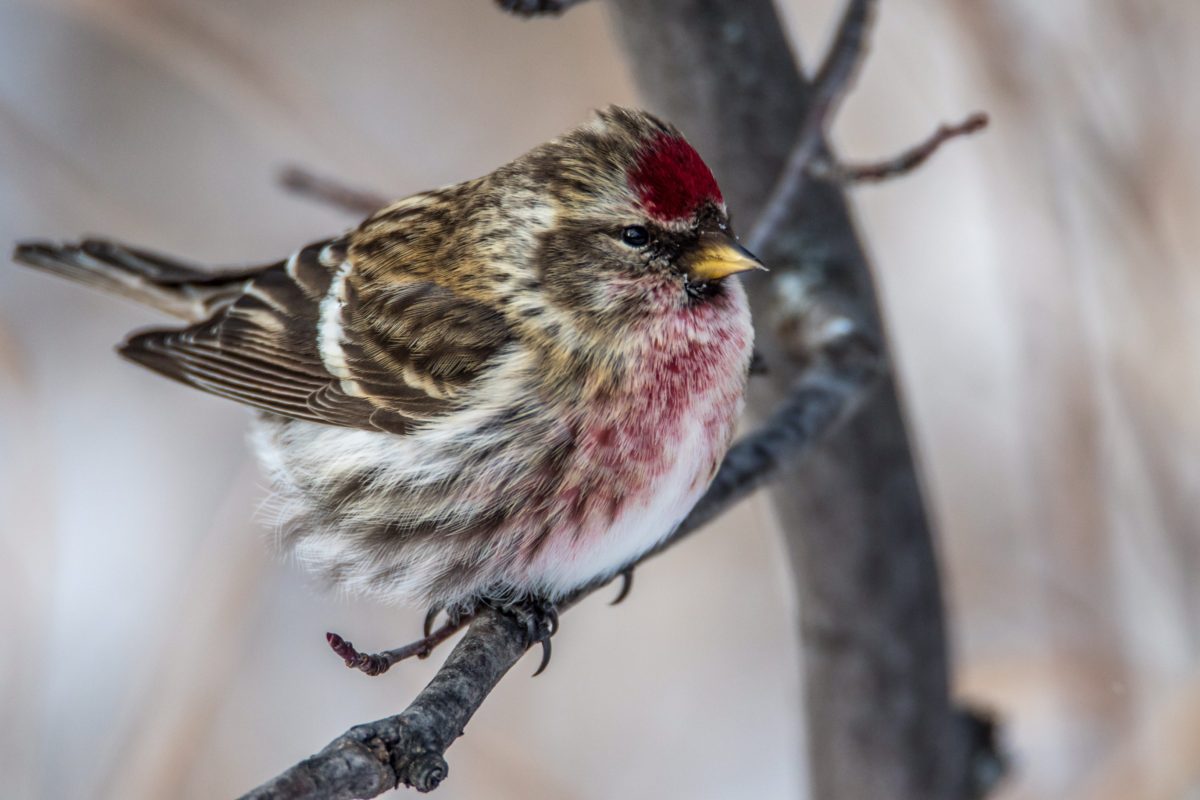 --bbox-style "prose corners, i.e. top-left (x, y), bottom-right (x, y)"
top-left (808, 111), bottom-right (990, 185)
top-left (279, 167), bottom-right (388, 219)
top-left (242, 0), bottom-right (1002, 797)
top-left (495, 0), bottom-right (589, 14)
